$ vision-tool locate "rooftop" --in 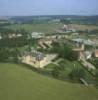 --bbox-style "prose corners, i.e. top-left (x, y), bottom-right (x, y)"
top-left (72, 38), bottom-right (95, 45)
